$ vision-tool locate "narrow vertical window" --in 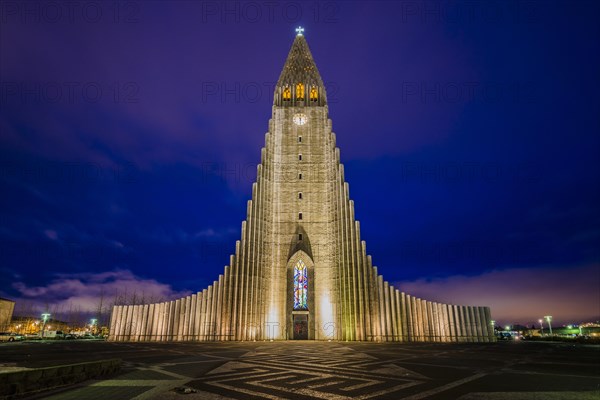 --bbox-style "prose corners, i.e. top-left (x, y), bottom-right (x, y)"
top-left (310, 87), bottom-right (318, 101)
top-left (293, 260), bottom-right (308, 310)
top-left (296, 83), bottom-right (305, 99)
top-left (283, 87), bottom-right (291, 101)
top-left (298, 173), bottom-right (302, 180)
top-left (298, 233), bottom-right (303, 241)
top-left (298, 192), bottom-right (302, 199)
top-left (298, 136), bottom-right (302, 143)
top-left (298, 154), bottom-right (302, 161)
top-left (298, 212), bottom-right (303, 220)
